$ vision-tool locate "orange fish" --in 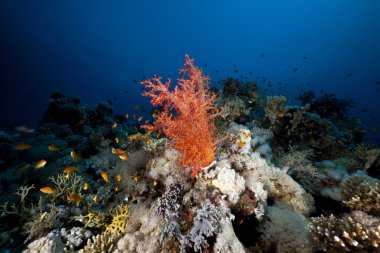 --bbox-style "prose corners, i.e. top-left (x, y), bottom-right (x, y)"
top-left (125, 113), bottom-right (129, 119)
top-left (76, 119), bottom-right (85, 126)
top-left (15, 143), bottom-right (32, 150)
top-left (40, 187), bottom-right (55, 194)
top-left (93, 194), bottom-right (99, 203)
top-left (132, 114), bottom-right (136, 120)
top-left (16, 162), bottom-right (30, 173)
top-left (119, 154), bottom-right (129, 160)
top-left (153, 180), bottom-right (158, 186)
top-left (114, 186), bottom-right (119, 192)
top-left (112, 148), bottom-right (125, 155)
top-left (35, 159), bottom-right (47, 169)
top-left (133, 175), bottom-right (139, 182)
top-left (116, 174), bottom-right (122, 182)
top-left (101, 170), bottom-right (109, 183)
top-left (112, 122), bottom-right (118, 128)
top-left (129, 133), bottom-right (141, 140)
top-left (64, 166), bottom-right (78, 175)
top-left (115, 137), bottom-right (119, 143)
top-left (83, 182), bottom-right (89, 190)
top-left (70, 150), bottom-right (81, 160)
top-left (48, 144), bottom-right (60, 152)
top-left (67, 193), bottom-right (82, 203)
top-left (133, 105), bottom-right (141, 110)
